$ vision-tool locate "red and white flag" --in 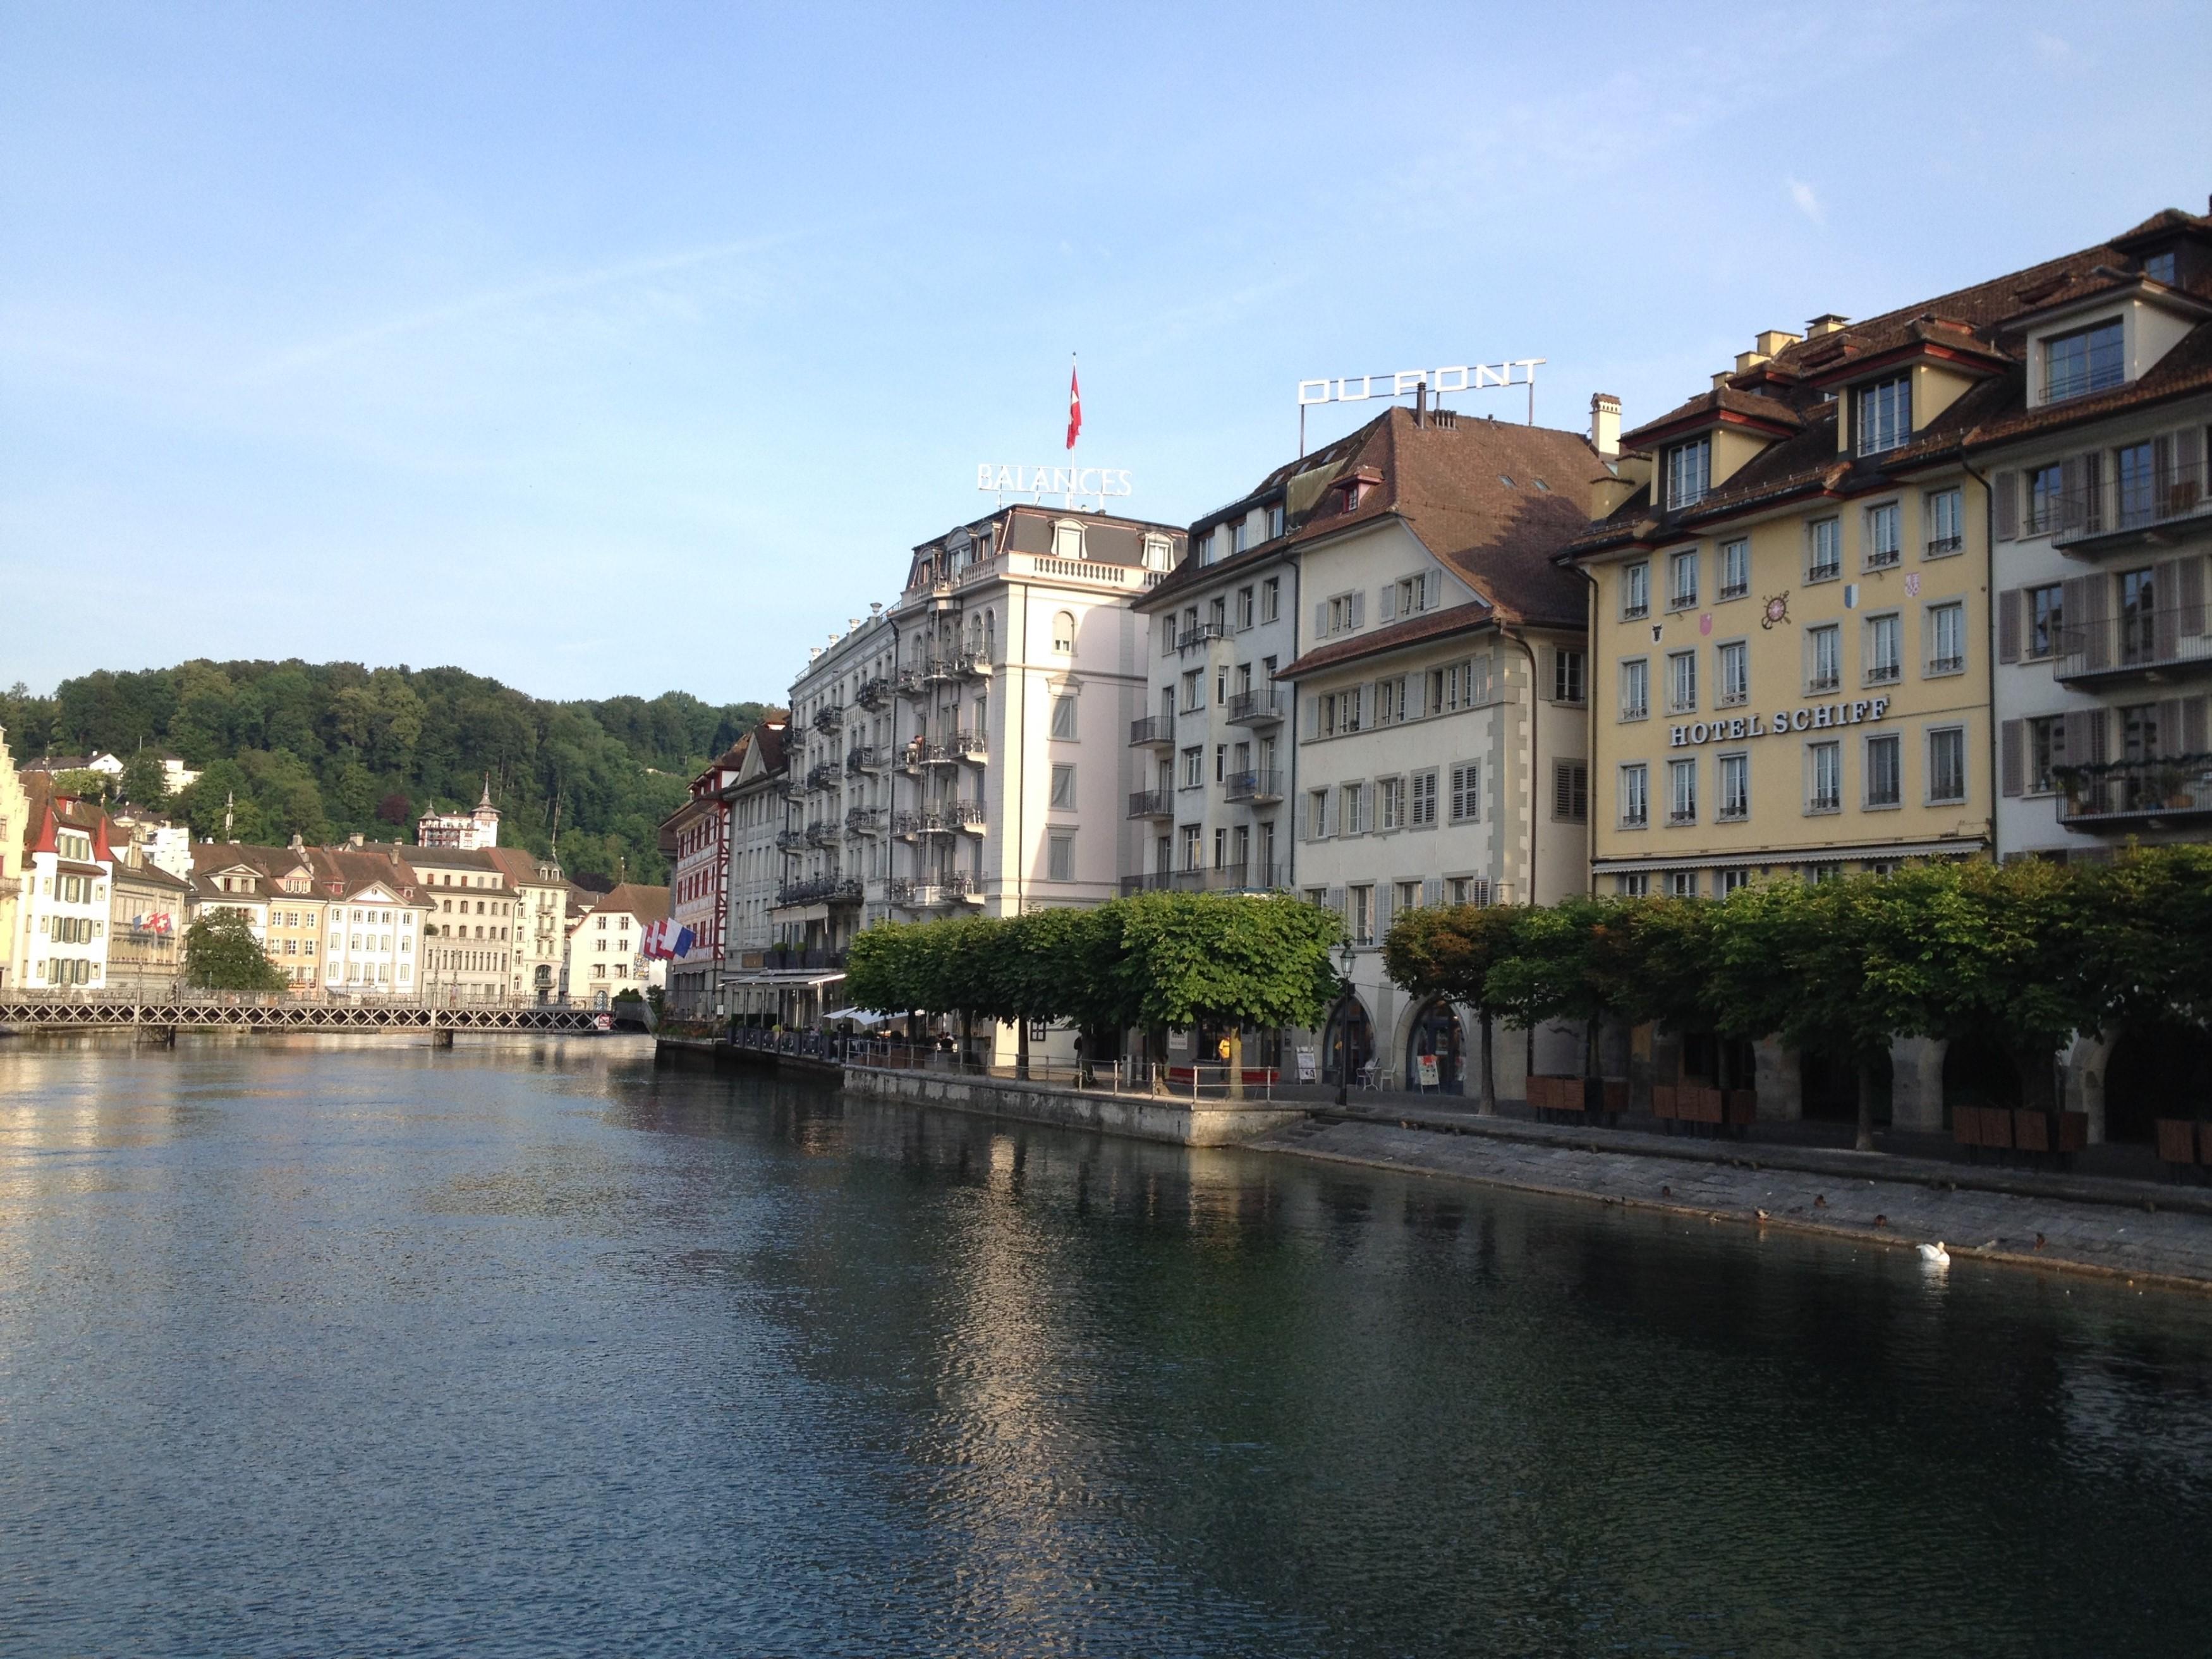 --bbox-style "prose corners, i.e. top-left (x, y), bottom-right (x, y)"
top-left (1066, 359), bottom-right (1081, 450)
